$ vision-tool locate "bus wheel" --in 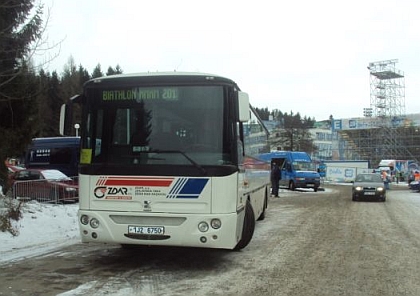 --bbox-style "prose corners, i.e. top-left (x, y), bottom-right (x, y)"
top-left (234, 200), bottom-right (255, 250)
